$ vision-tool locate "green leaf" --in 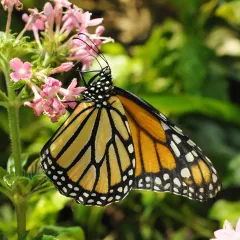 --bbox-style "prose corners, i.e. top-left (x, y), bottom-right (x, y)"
top-left (225, 154), bottom-right (240, 187)
top-left (0, 232), bottom-right (8, 240)
top-left (7, 153), bottom-right (29, 174)
top-left (42, 236), bottom-right (57, 240)
top-left (12, 80), bottom-right (26, 90)
top-left (3, 174), bottom-right (17, 187)
top-left (216, 1), bottom-right (240, 25)
top-left (36, 226), bottom-right (85, 240)
top-left (102, 42), bottom-right (127, 55)
top-left (209, 200), bottom-right (240, 226)
top-left (3, 174), bottom-right (30, 196)
top-left (7, 154), bottom-right (15, 174)
top-left (140, 94), bottom-right (240, 126)
top-left (0, 167), bottom-right (8, 179)
top-left (20, 85), bottom-right (33, 99)
top-left (20, 230), bottom-right (30, 240)
top-left (28, 192), bottom-right (69, 230)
